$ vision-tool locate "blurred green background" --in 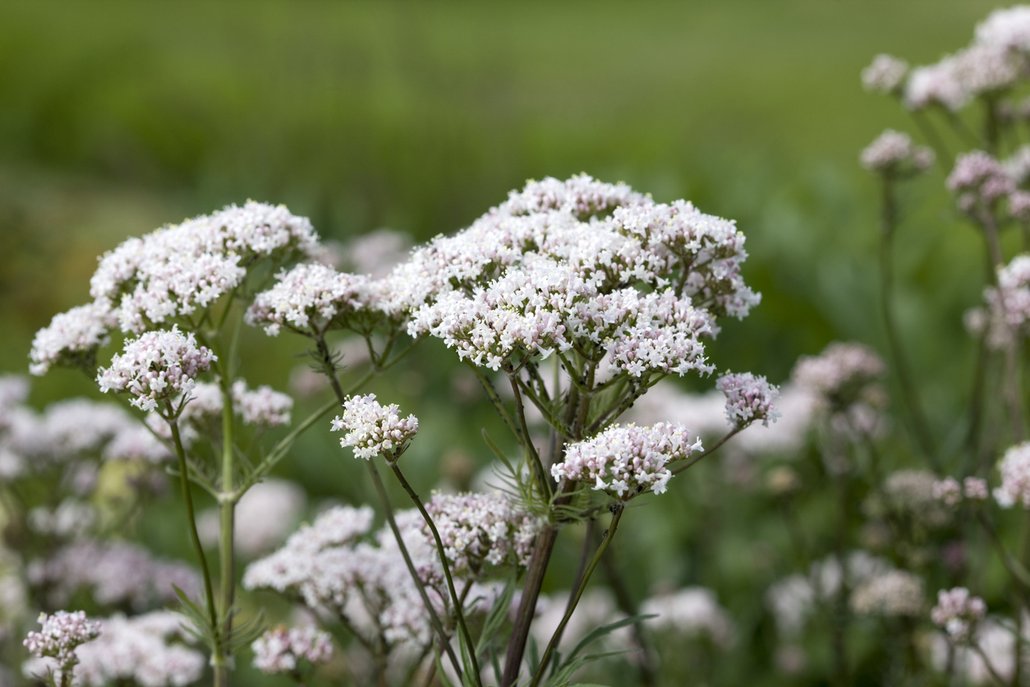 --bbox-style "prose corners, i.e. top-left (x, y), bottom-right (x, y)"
top-left (0, 1), bottom-right (1010, 684)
